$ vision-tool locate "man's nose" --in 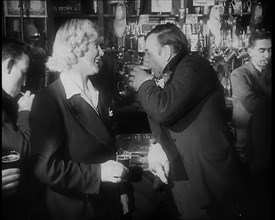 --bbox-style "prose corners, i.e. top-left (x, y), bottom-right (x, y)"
top-left (263, 50), bottom-right (271, 58)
